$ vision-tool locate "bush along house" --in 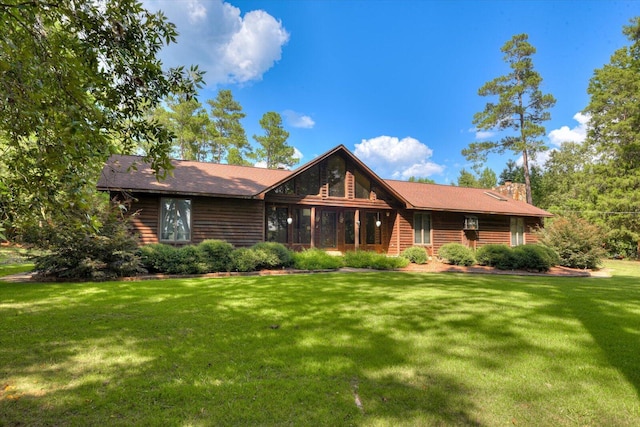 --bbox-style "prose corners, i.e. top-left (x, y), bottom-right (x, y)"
top-left (98, 145), bottom-right (552, 255)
